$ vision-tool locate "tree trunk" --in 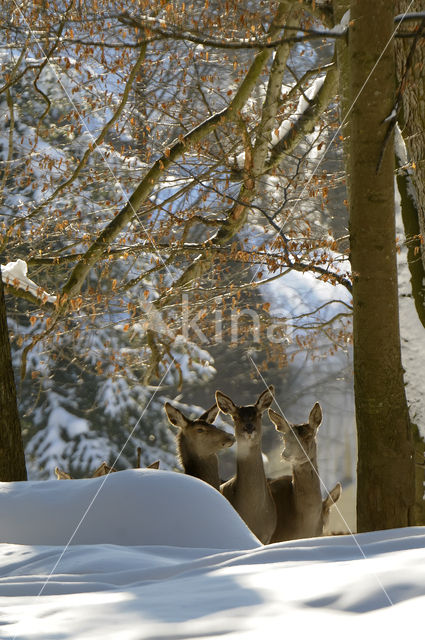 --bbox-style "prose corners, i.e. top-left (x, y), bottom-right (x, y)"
top-left (394, 1), bottom-right (425, 272)
top-left (394, 1), bottom-right (425, 522)
top-left (349, 0), bottom-right (415, 531)
top-left (0, 266), bottom-right (27, 481)
top-left (397, 168), bottom-right (425, 328)
top-left (333, 0), bottom-right (351, 173)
